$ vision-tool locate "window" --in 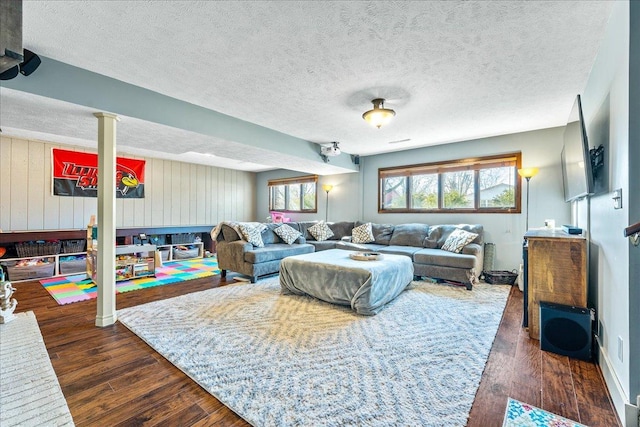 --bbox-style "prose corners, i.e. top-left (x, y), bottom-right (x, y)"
top-left (379, 153), bottom-right (522, 213)
top-left (268, 175), bottom-right (318, 213)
